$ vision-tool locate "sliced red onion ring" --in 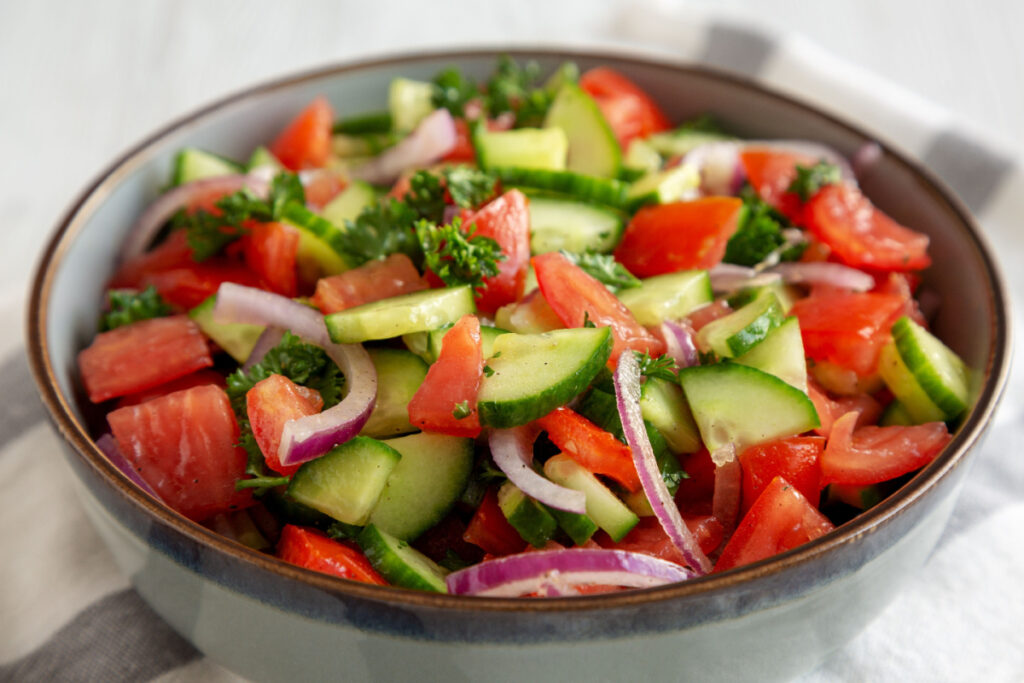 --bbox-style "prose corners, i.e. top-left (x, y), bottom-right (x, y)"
top-left (351, 108), bottom-right (457, 185)
top-left (489, 428), bottom-right (586, 515)
top-left (708, 264), bottom-right (782, 294)
top-left (120, 174), bottom-right (270, 263)
top-left (766, 262), bottom-right (874, 292)
top-left (445, 548), bottom-right (695, 597)
top-left (658, 320), bottom-right (699, 369)
top-left (614, 352), bottom-right (712, 575)
top-left (96, 433), bottom-right (162, 501)
top-left (711, 446), bottom-right (742, 534)
top-left (243, 326), bottom-right (286, 372)
top-left (213, 283), bottom-right (376, 467)
top-left (852, 141), bottom-right (883, 178)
